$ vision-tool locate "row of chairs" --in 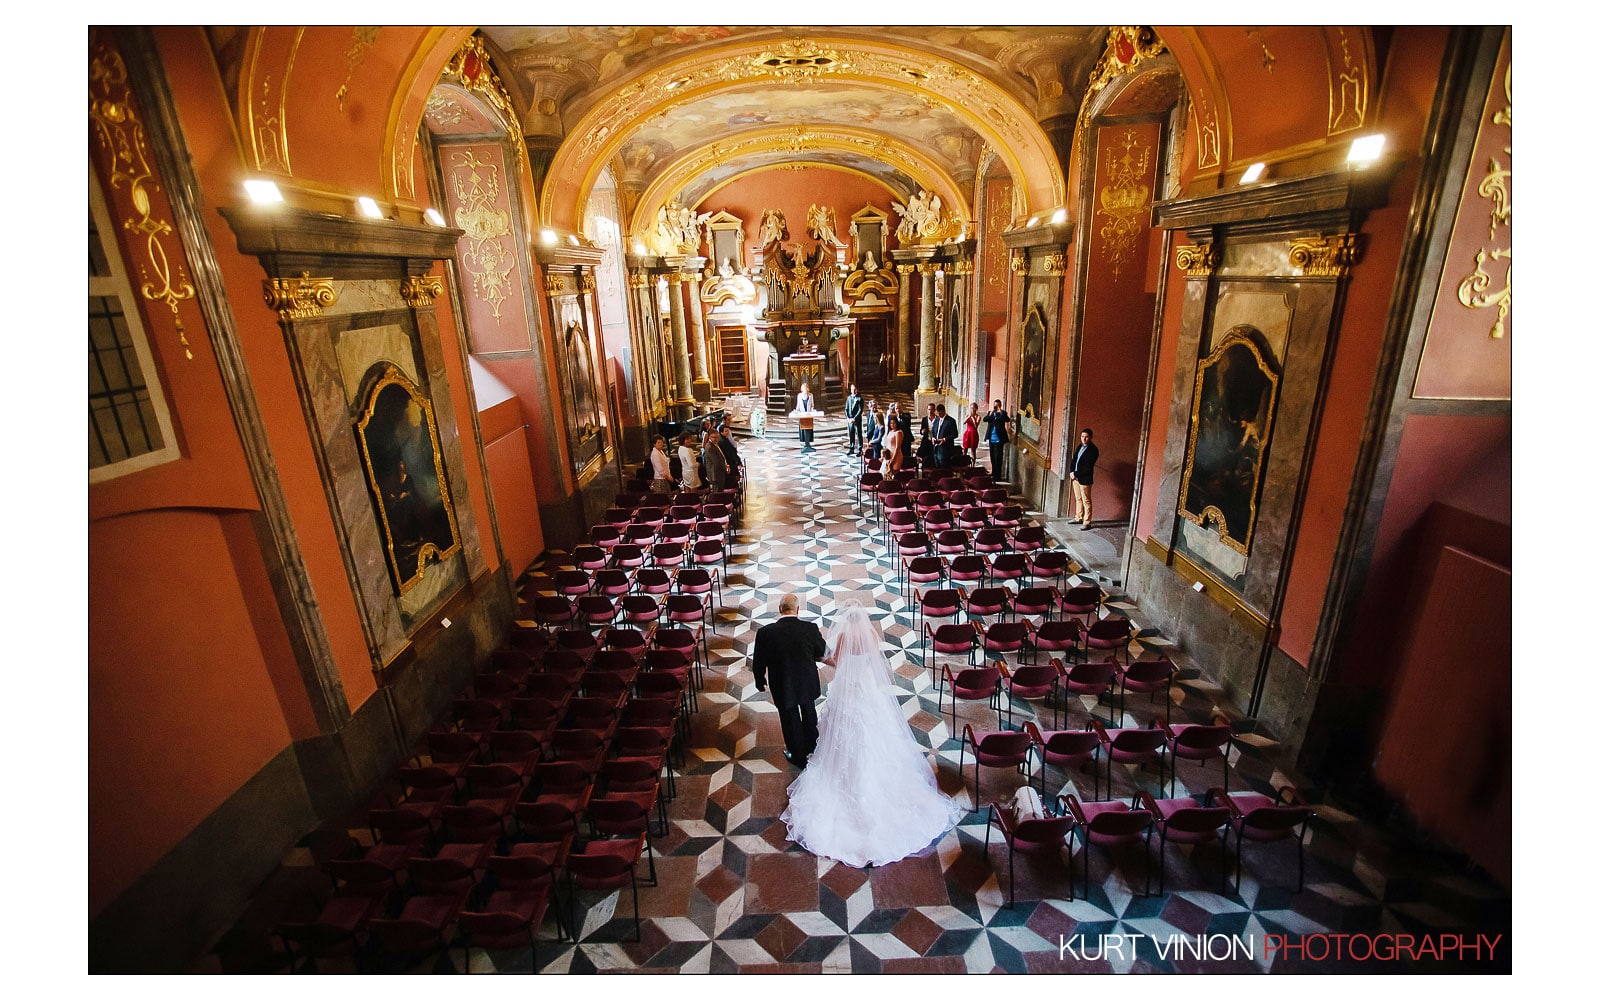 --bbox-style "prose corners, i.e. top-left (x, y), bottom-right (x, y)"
top-left (983, 785), bottom-right (1314, 906)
